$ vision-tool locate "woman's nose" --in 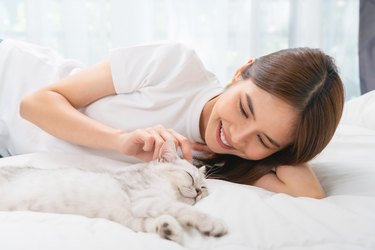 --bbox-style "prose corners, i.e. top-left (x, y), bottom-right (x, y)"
top-left (231, 125), bottom-right (254, 147)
